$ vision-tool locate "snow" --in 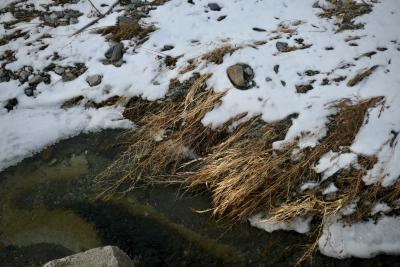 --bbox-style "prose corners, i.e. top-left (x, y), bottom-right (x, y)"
top-left (0, 106), bottom-right (131, 170)
top-left (249, 213), bottom-right (312, 234)
top-left (322, 183), bottom-right (338, 195)
top-left (1, 0), bottom-right (400, 259)
top-left (319, 216), bottom-right (400, 259)
top-left (314, 152), bottom-right (358, 181)
top-left (371, 202), bottom-right (392, 215)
